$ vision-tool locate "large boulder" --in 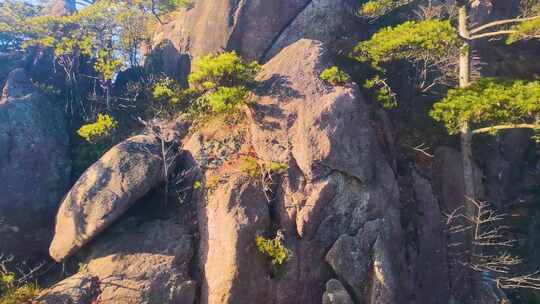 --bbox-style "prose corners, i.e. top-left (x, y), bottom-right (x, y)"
top-left (0, 68), bottom-right (70, 263)
top-left (184, 39), bottom-right (408, 304)
top-left (322, 279), bottom-right (354, 304)
top-left (49, 134), bottom-right (172, 262)
top-left (147, 0), bottom-right (360, 79)
top-left (198, 174), bottom-right (271, 304)
top-left (38, 217), bottom-right (197, 304)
